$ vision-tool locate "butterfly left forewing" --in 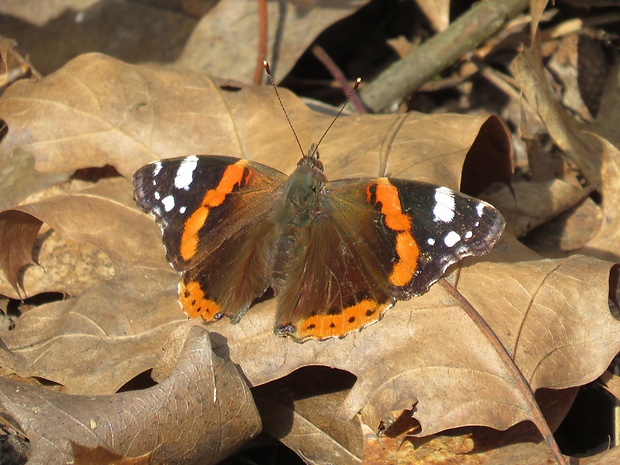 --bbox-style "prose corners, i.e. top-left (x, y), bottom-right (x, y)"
top-left (134, 155), bottom-right (288, 323)
top-left (133, 155), bottom-right (287, 269)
